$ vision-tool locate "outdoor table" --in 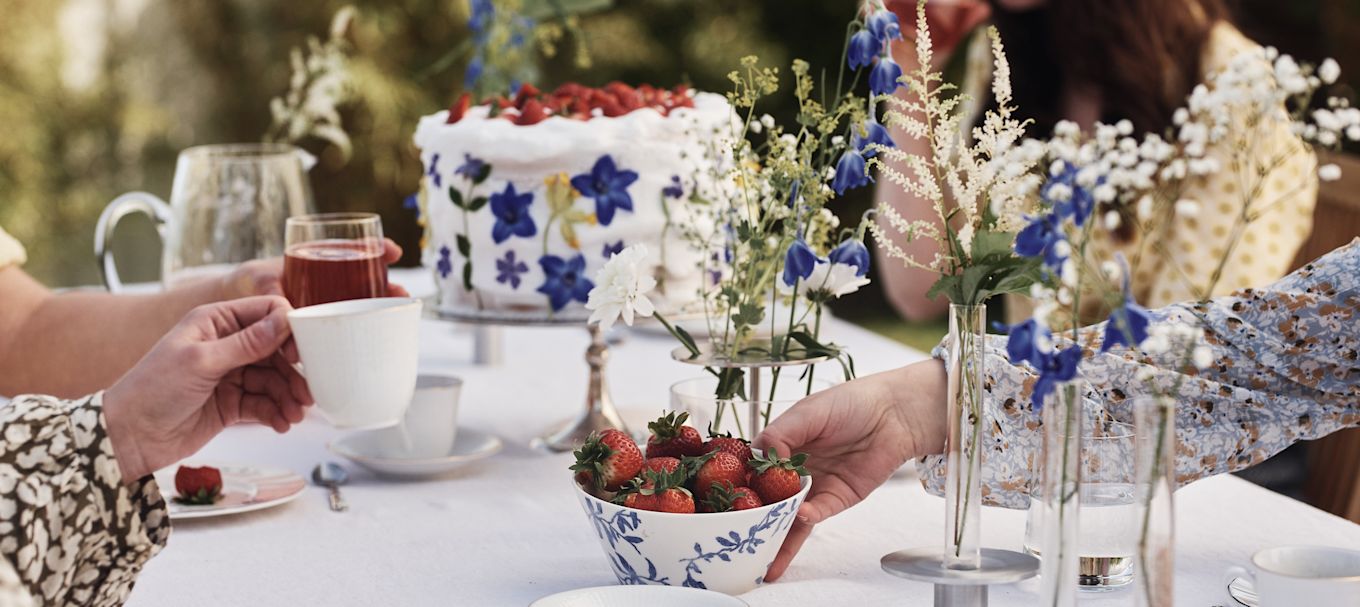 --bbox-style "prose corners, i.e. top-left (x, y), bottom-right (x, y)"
top-left (125, 269), bottom-right (1360, 606)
